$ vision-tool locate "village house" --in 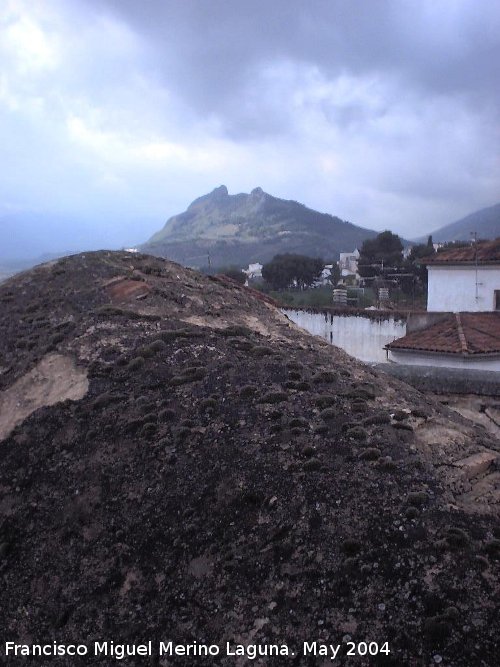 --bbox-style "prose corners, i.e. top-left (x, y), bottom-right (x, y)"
top-left (426, 238), bottom-right (500, 312)
top-left (385, 239), bottom-right (500, 370)
top-left (243, 262), bottom-right (263, 282)
top-left (338, 248), bottom-right (360, 279)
